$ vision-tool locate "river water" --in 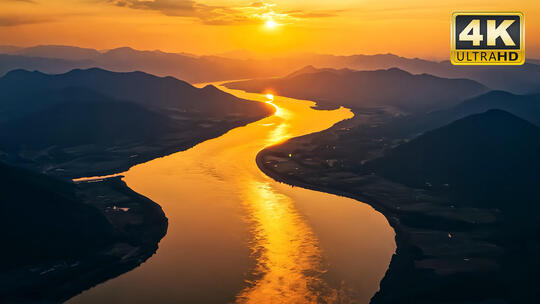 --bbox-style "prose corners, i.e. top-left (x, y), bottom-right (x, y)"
top-left (68, 84), bottom-right (396, 304)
